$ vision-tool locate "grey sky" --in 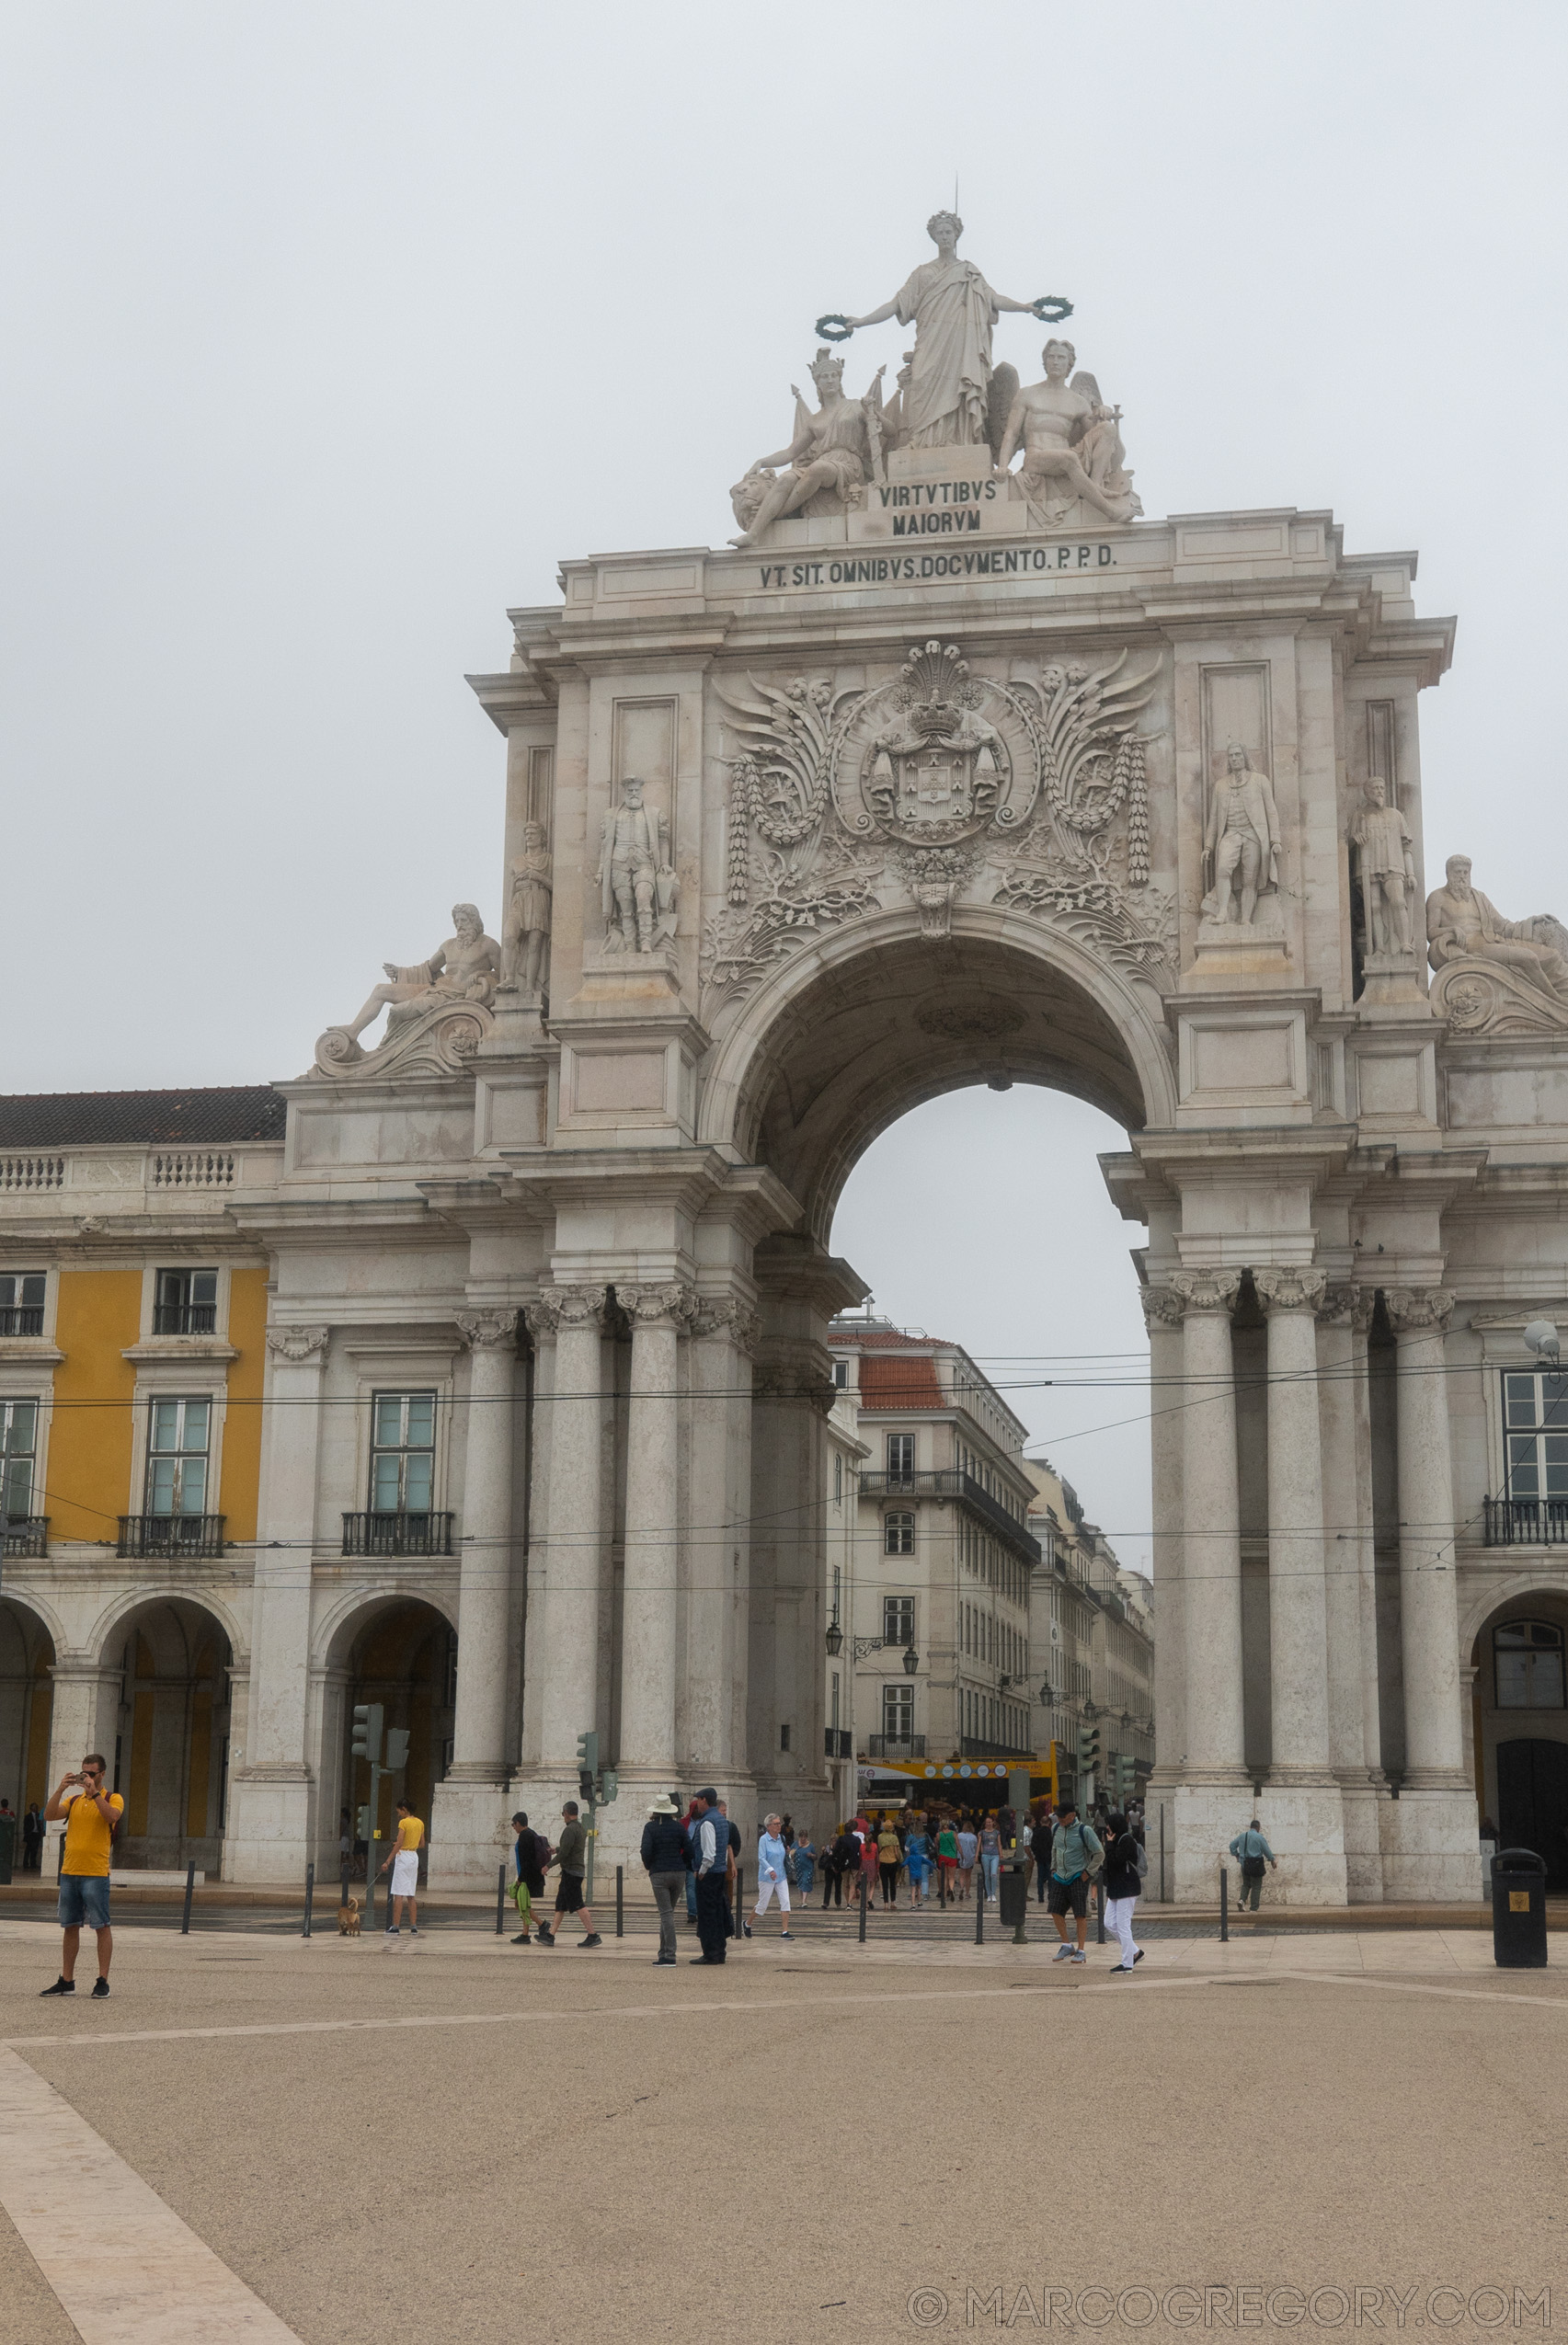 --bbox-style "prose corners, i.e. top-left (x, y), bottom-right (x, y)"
top-left (5, 2), bottom-right (1562, 1562)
